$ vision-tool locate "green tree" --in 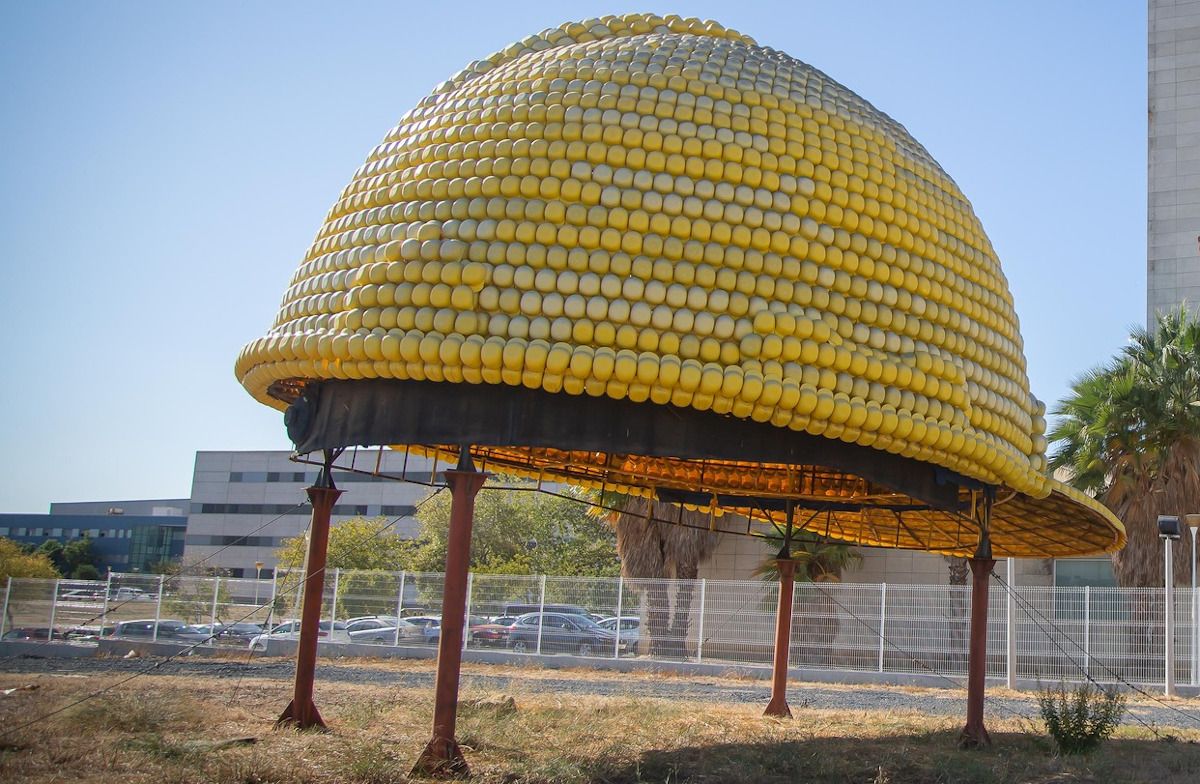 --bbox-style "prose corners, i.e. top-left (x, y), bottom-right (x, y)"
top-left (1049, 307), bottom-right (1200, 587)
top-left (159, 560), bottom-right (233, 624)
top-left (411, 481), bottom-right (619, 577)
top-left (276, 516), bottom-right (418, 618)
top-left (36, 539), bottom-right (67, 573)
top-left (276, 516), bottom-right (415, 571)
top-left (0, 537), bottom-right (60, 582)
top-left (61, 538), bottom-right (98, 576)
top-left (754, 529), bottom-right (863, 667)
top-left (72, 564), bottom-right (101, 580)
top-left (753, 529), bottom-right (862, 583)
